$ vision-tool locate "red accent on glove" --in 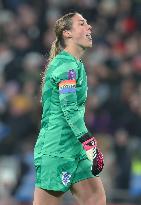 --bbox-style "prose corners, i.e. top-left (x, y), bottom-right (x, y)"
top-left (92, 148), bottom-right (104, 176)
top-left (82, 137), bottom-right (97, 151)
top-left (79, 133), bottom-right (104, 176)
